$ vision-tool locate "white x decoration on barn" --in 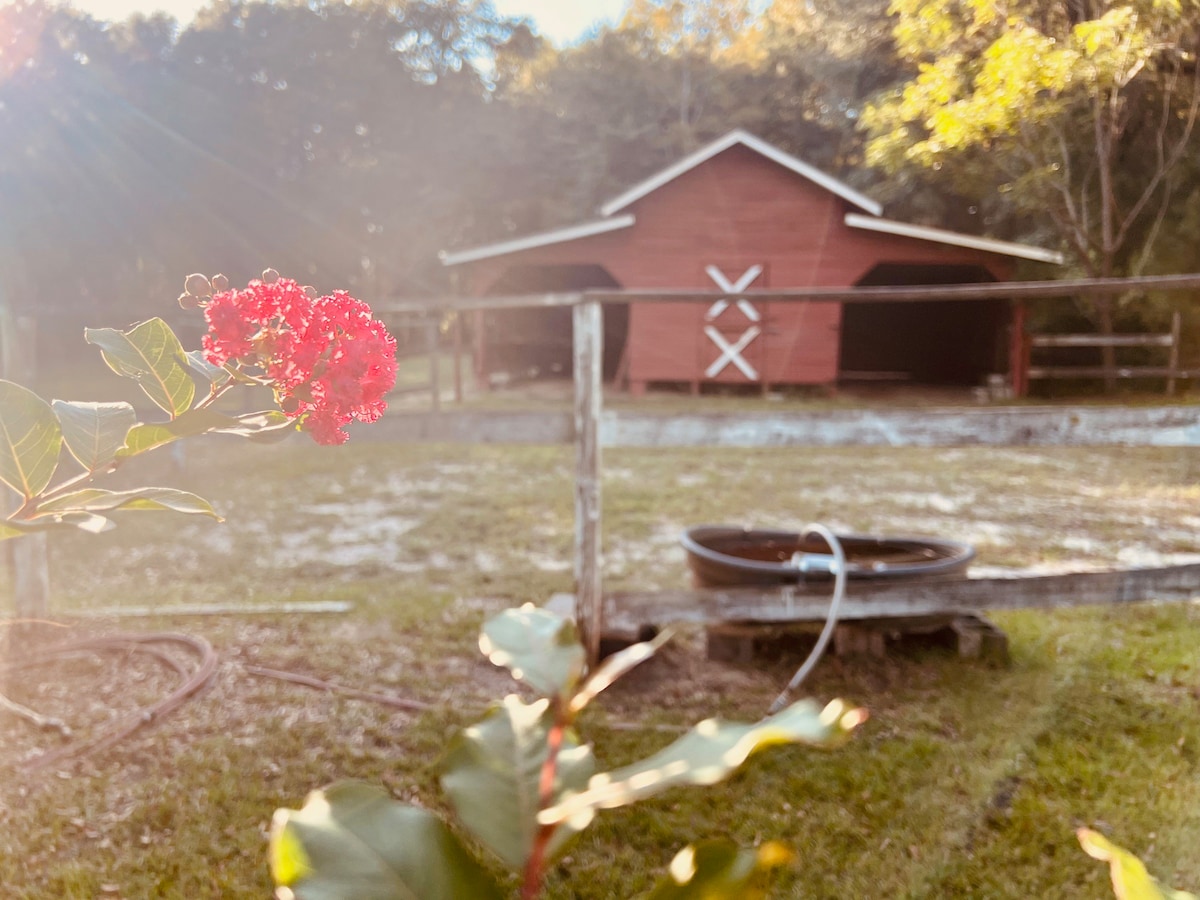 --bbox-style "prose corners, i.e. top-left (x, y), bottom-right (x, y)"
top-left (703, 264), bottom-right (763, 379)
